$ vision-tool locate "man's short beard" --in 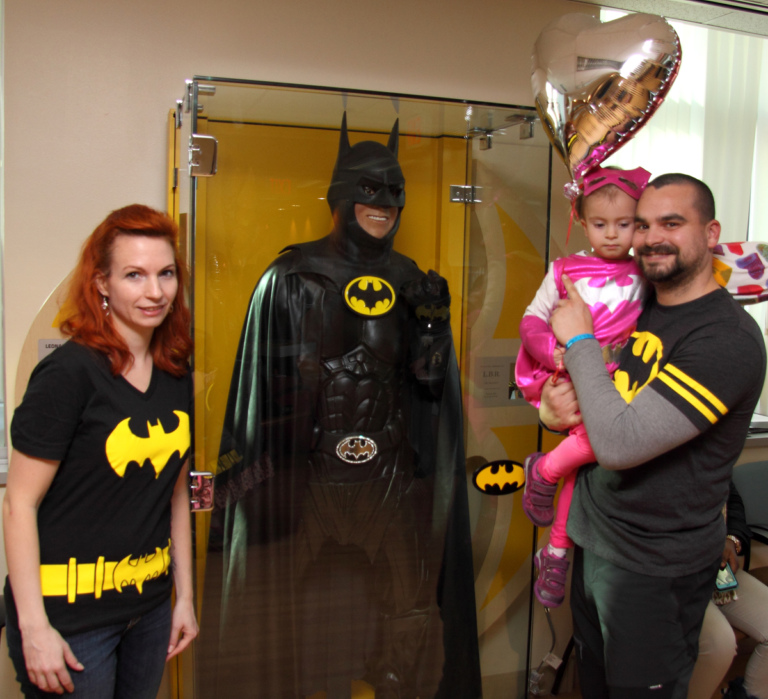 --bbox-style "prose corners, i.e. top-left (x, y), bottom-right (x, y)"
top-left (639, 257), bottom-right (684, 283)
top-left (637, 244), bottom-right (706, 286)
top-left (637, 244), bottom-right (680, 283)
